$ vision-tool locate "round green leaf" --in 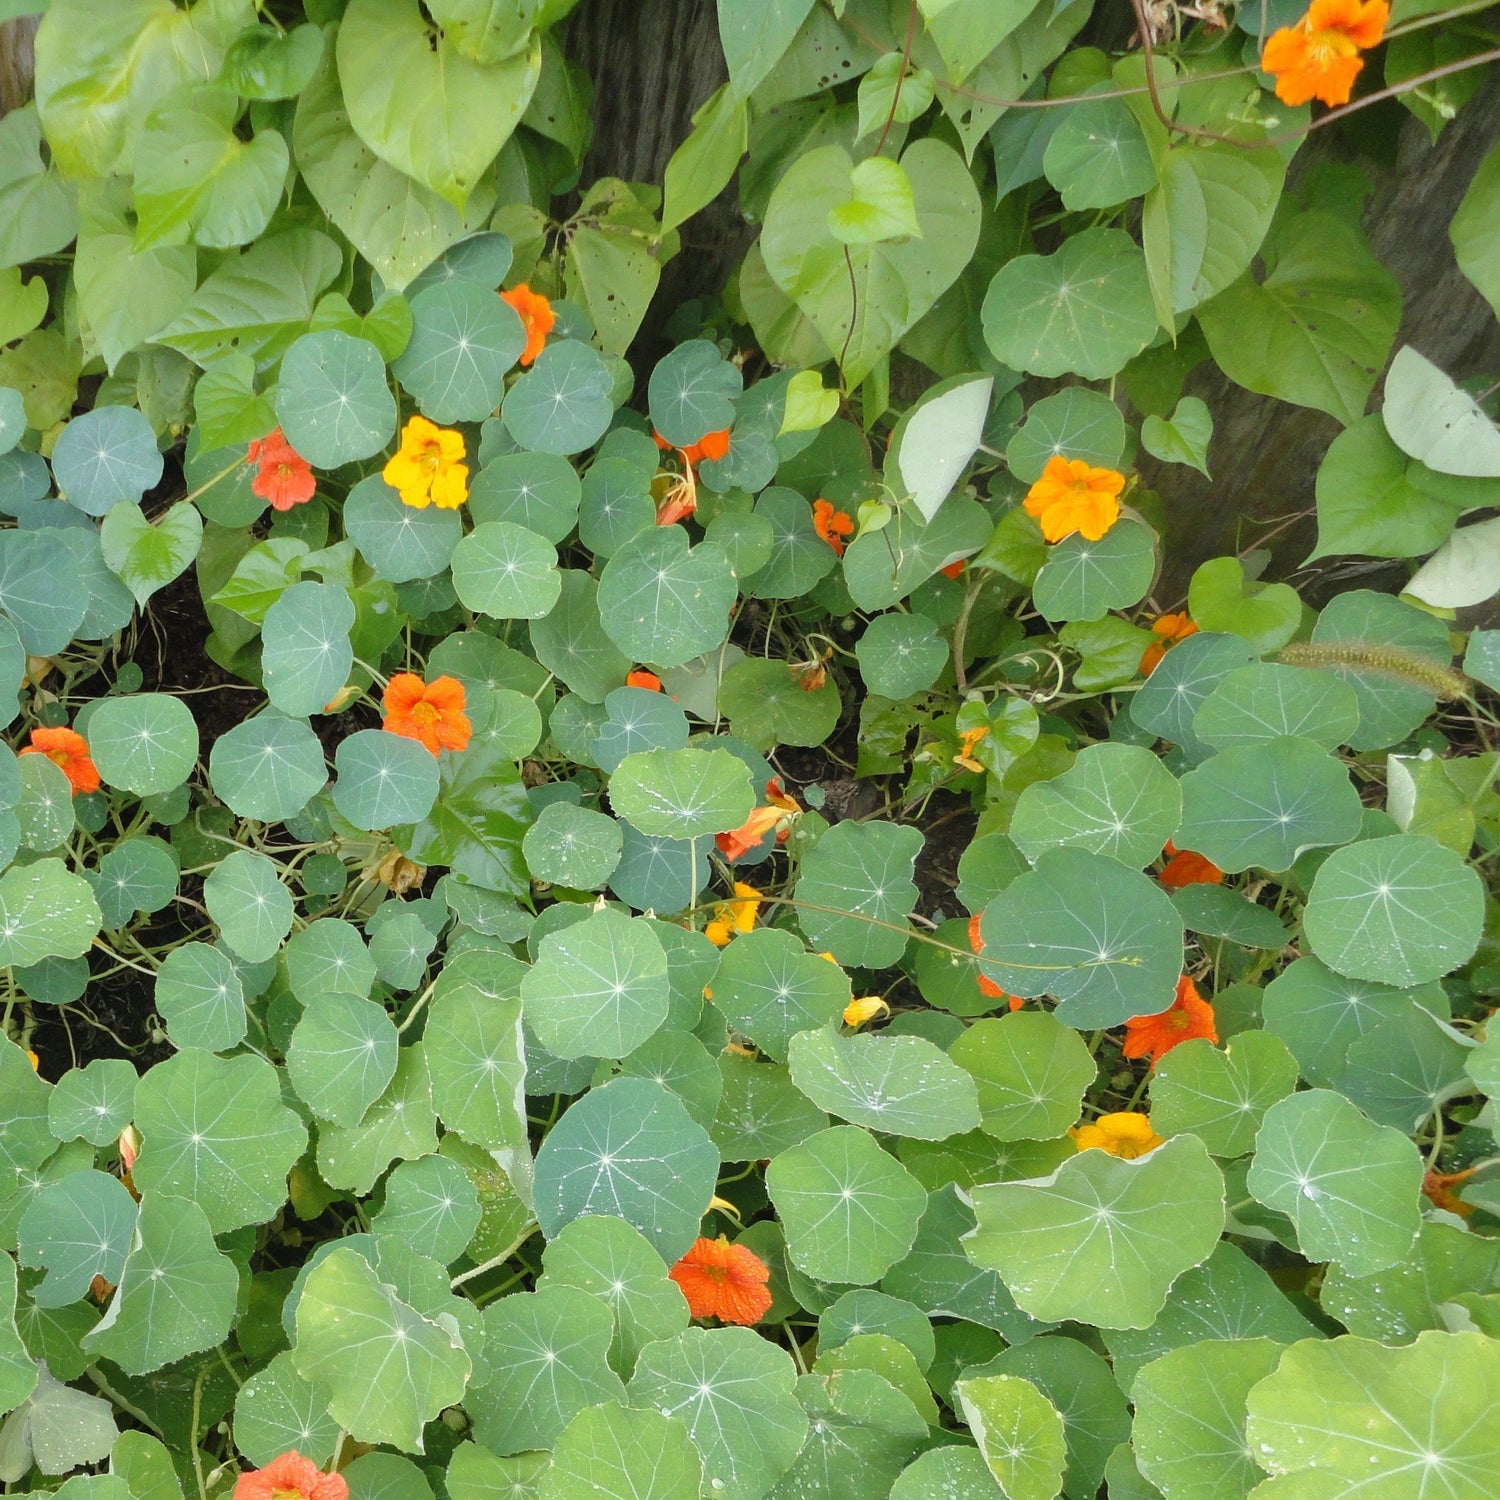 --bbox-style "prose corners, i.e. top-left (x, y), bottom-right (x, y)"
top-left (1303, 834), bottom-right (1484, 986)
top-left (502, 339), bottom-right (613, 455)
top-left (540, 1404), bottom-right (702, 1500)
top-left (450, 520), bottom-right (561, 620)
top-left (53, 406), bottom-right (162, 516)
top-left (262, 580), bottom-right (355, 718)
top-left (592, 686), bottom-right (691, 775)
top-left (954, 1374), bottom-right (1067, 1500)
top-left (133, 1050), bottom-right (307, 1233)
top-left (1336, 1004), bottom-right (1474, 1131)
top-left (648, 339), bottom-right (742, 448)
top-left (209, 711), bottom-right (327, 822)
top-left (154, 941), bottom-right (246, 1053)
top-left (579, 454), bottom-right (655, 558)
top-left (276, 331), bottom-right (396, 468)
top-left (287, 991), bottom-right (399, 1129)
top-left (19, 1169), bottom-right (137, 1308)
top-left (16, 754), bottom-right (74, 854)
top-left (786, 1028), bottom-right (980, 1141)
top-left (372, 1155), bottom-right (480, 1265)
top-left (1192, 662), bottom-right (1360, 752)
top-left (1007, 386), bottom-right (1127, 486)
top-left (203, 849), bottom-right (295, 964)
top-left (0, 857), bottom-right (102, 969)
top-left (344, 474), bottom-right (462, 584)
top-left (522, 908), bottom-right (669, 1060)
top-left (1043, 94), bottom-right (1157, 210)
top-left (1032, 520), bottom-right (1155, 624)
top-left (1129, 632), bottom-right (1257, 752)
top-left (86, 693), bottom-right (198, 796)
top-left (892, 1448), bottom-right (1008, 1500)
top-left (393, 280), bottom-right (523, 423)
top-left (982, 227), bottom-right (1156, 379)
top-left (794, 820), bottom-right (923, 970)
top-left (523, 801), bottom-right (622, 890)
top-left (1010, 743), bottom-right (1182, 868)
top-left (529, 570), bottom-right (631, 703)
top-left (1175, 736), bottom-right (1364, 874)
top-left (768, 1124), bottom-right (926, 1284)
top-left (977, 848), bottom-right (1184, 1028)
top-left (334, 728), bottom-right (440, 831)
top-left (608, 746), bottom-right (753, 840)
top-left (285, 919), bottom-right (376, 1000)
top-left (598, 527), bottom-right (738, 670)
top-left (533, 1078), bottom-right (720, 1260)
top-left (949, 1011), bottom-right (1099, 1143)
top-left (470, 451), bottom-right (582, 543)
top-left (1245, 1088), bottom-right (1423, 1277)
top-left (0, 529), bottom-right (89, 654)
top-left (1152, 1032), bottom-right (1299, 1159)
top-left (965, 1134), bottom-right (1225, 1328)
top-left (424, 984), bottom-right (528, 1159)
top-left (46, 1058), bottom-right (137, 1146)
top-left (234, 1349), bottom-right (341, 1468)
top-left (713, 1053), bottom-right (829, 1162)
top-left (709, 929), bottom-right (850, 1061)
top-left (627, 1326), bottom-right (807, 1500)
top-left (610, 822), bottom-right (711, 914)
top-left (855, 613), bottom-right (948, 699)
top-left (718, 654), bottom-right (842, 751)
